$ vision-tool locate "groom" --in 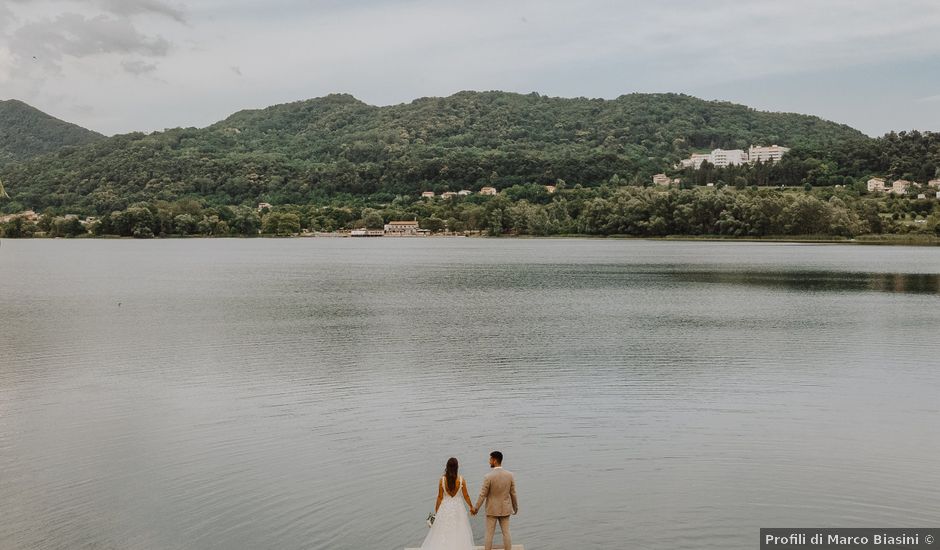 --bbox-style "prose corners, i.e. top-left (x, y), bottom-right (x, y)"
top-left (472, 451), bottom-right (518, 550)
